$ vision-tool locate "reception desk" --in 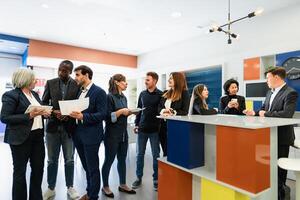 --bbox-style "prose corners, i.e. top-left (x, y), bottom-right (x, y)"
top-left (157, 114), bottom-right (300, 200)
